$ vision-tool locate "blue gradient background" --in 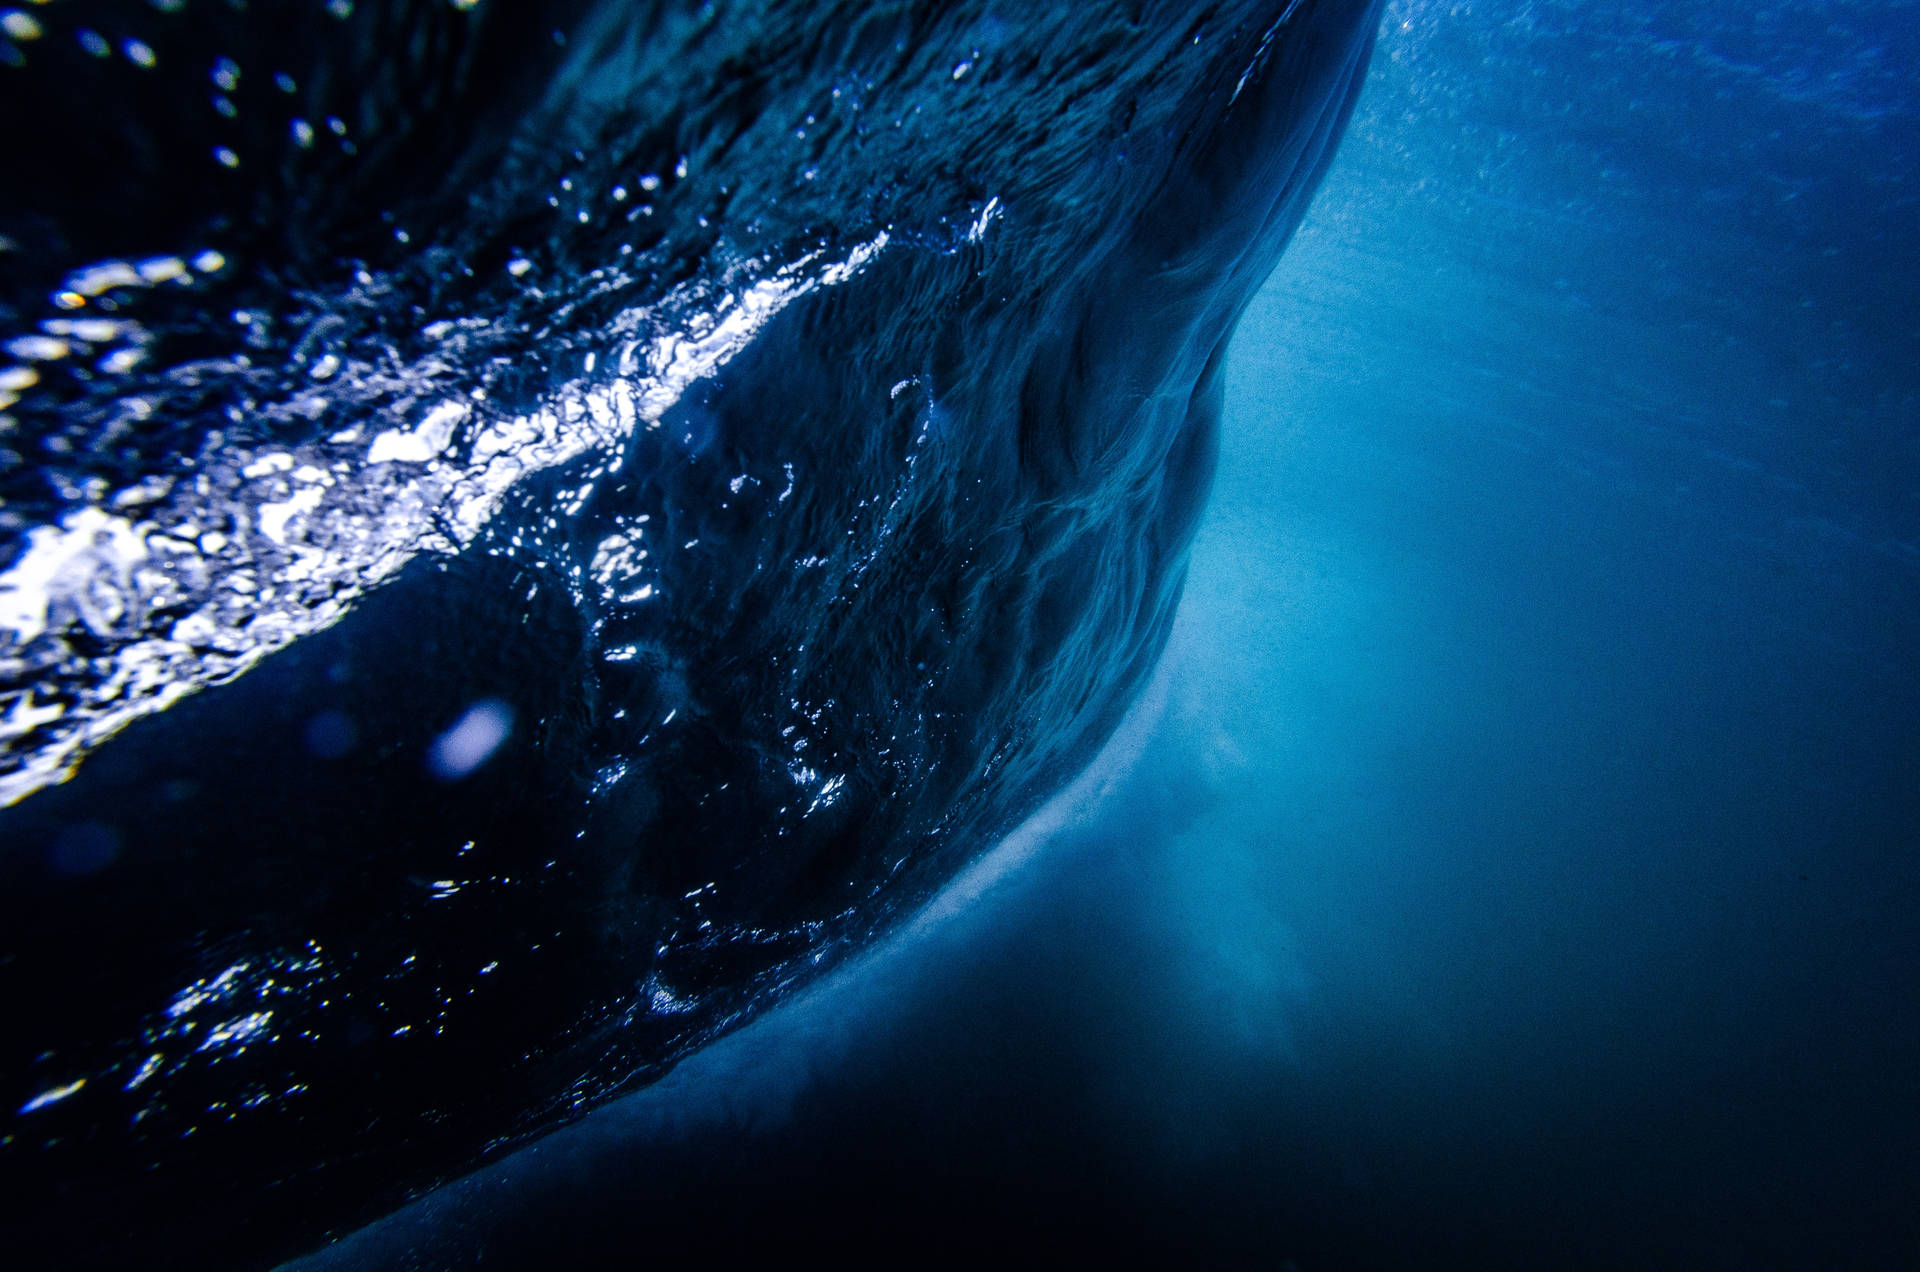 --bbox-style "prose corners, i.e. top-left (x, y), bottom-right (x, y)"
top-left (302, 2), bottom-right (1920, 1266)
